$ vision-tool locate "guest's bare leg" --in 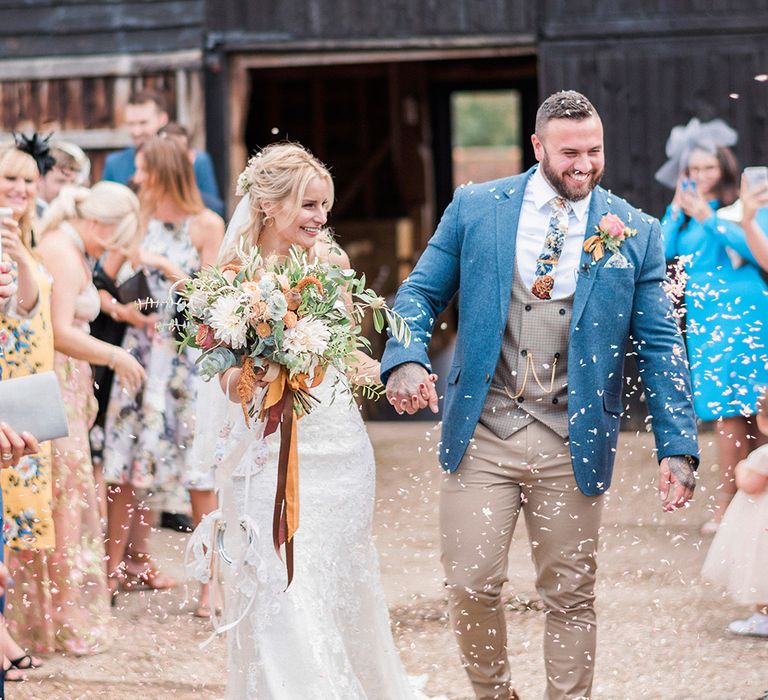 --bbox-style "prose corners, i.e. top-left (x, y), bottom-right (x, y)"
top-left (121, 495), bottom-right (176, 590)
top-left (712, 416), bottom-right (751, 523)
top-left (106, 483), bottom-right (135, 597)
